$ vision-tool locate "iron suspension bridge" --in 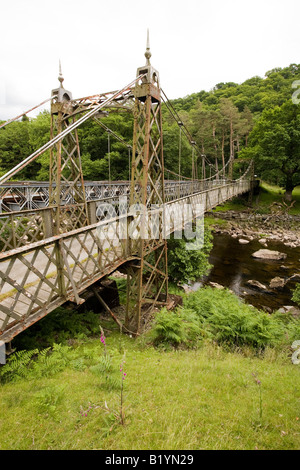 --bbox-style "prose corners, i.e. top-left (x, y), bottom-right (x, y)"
top-left (0, 35), bottom-right (254, 358)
